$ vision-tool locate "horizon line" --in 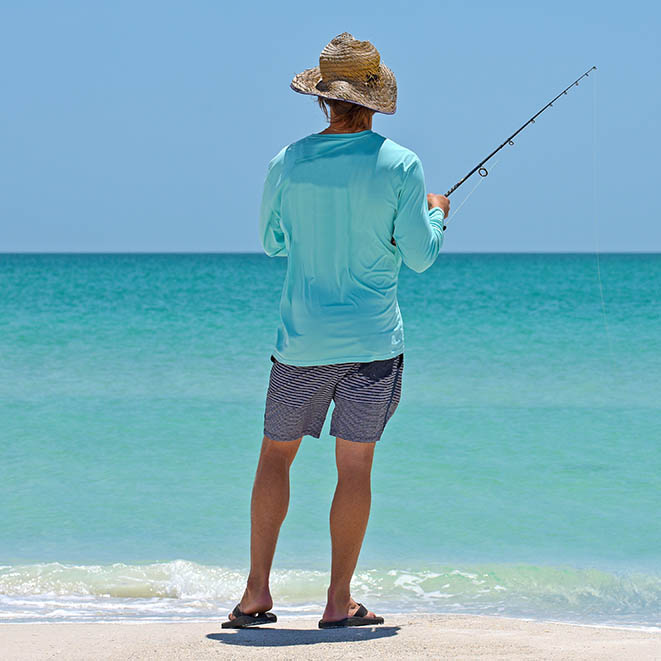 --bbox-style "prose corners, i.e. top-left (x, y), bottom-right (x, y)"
top-left (1, 250), bottom-right (659, 256)
top-left (0, 250), bottom-right (661, 258)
